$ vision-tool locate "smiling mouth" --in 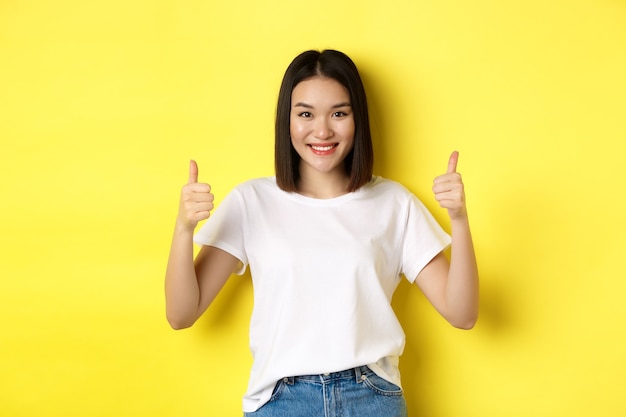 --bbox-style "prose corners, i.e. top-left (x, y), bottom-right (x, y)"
top-left (309, 144), bottom-right (337, 152)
